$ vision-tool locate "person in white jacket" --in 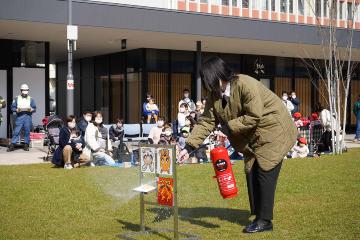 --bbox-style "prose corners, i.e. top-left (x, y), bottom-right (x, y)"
top-left (291, 137), bottom-right (309, 158)
top-left (281, 91), bottom-right (294, 116)
top-left (83, 111), bottom-right (115, 166)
